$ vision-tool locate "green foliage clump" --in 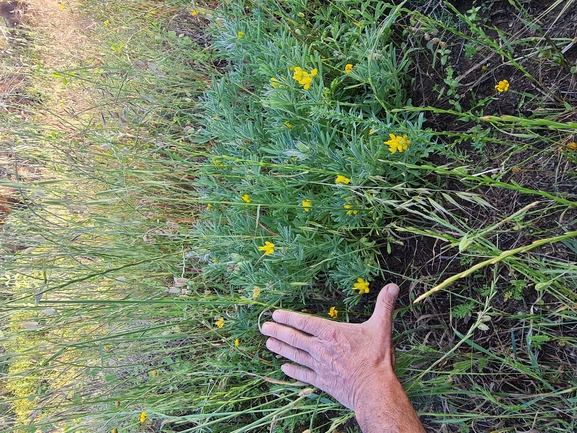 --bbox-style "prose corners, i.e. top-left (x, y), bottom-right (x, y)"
top-left (192, 0), bottom-right (432, 308)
